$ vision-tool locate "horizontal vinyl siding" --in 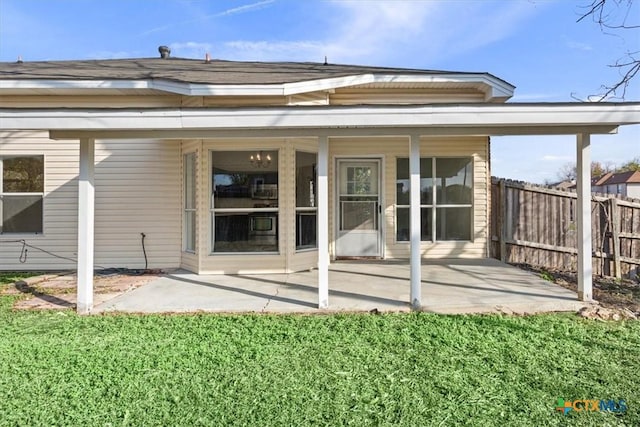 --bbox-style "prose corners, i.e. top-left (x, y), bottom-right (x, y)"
top-left (0, 133), bottom-right (181, 271)
top-left (329, 136), bottom-right (489, 260)
top-left (94, 140), bottom-right (180, 269)
top-left (330, 88), bottom-right (485, 105)
top-left (0, 132), bottom-right (79, 270)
